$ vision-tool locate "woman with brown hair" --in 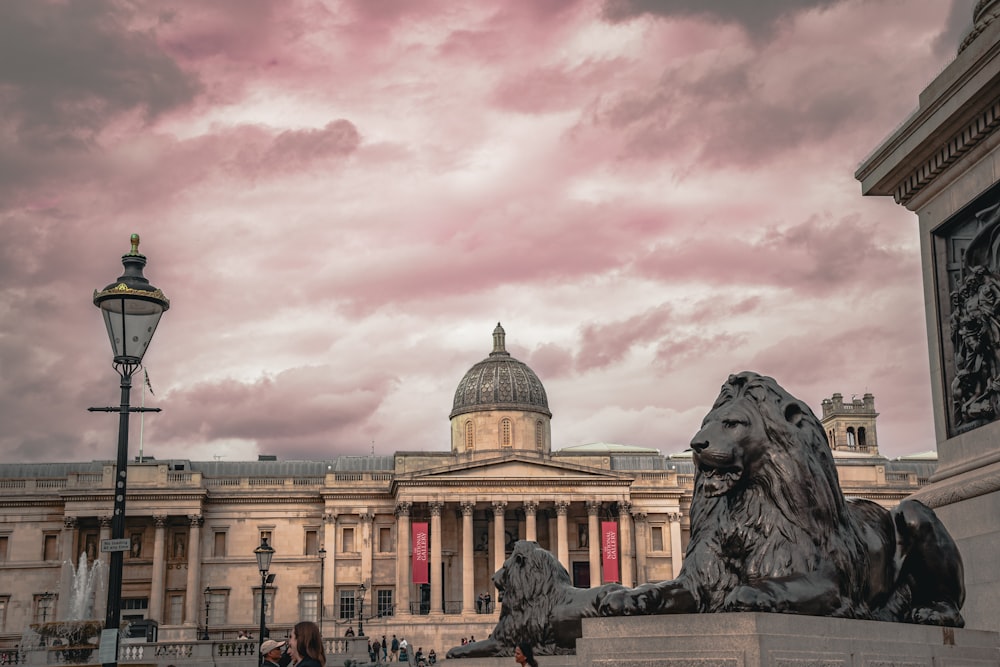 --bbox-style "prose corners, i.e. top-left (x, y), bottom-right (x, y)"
top-left (289, 621), bottom-right (326, 667)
